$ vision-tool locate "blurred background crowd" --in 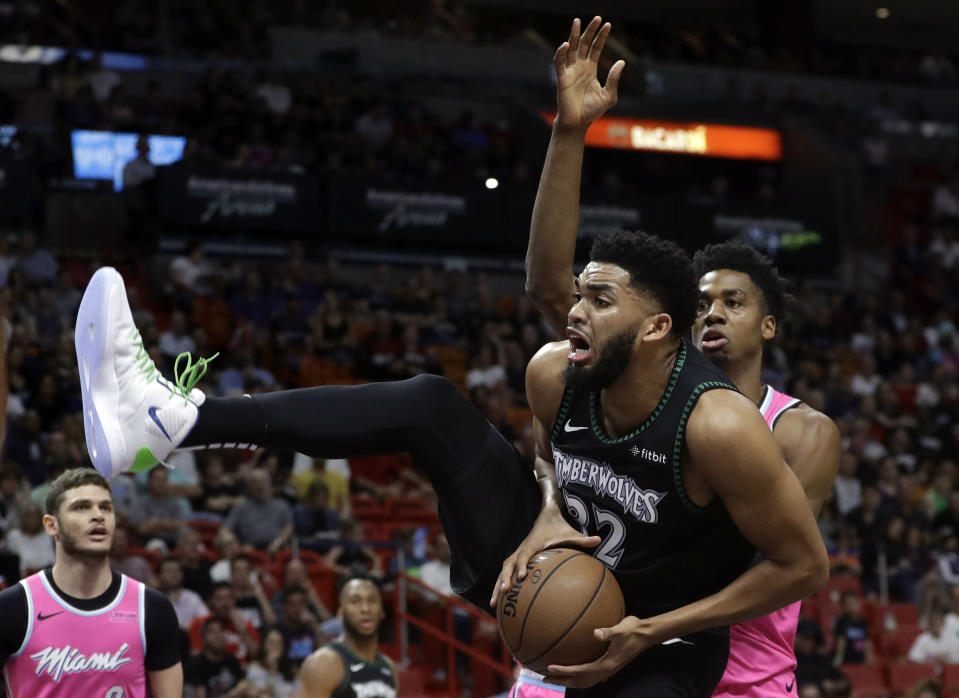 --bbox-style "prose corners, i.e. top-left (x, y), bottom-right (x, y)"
top-left (0, 1), bottom-right (958, 696)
